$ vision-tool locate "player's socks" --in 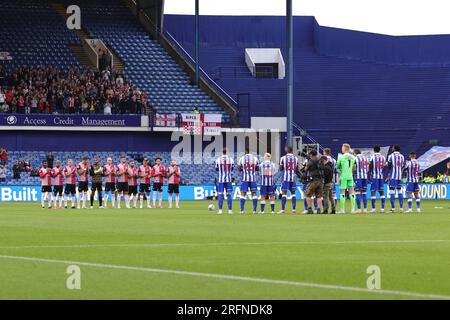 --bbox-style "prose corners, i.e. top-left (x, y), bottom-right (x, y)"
top-left (340, 194), bottom-right (346, 211)
top-left (408, 197), bottom-right (413, 210)
top-left (77, 193), bottom-right (81, 208)
top-left (41, 193), bottom-right (46, 208)
top-left (356, 193), bottom-right (361, 209)
top-left (117, 194), bottom-right (122, 208)
top-left (82, 192), bottom-right (87, 208)
top-left (371, 196), bottom-right (376, 209)
top-left (133, 196), bottom-right (137, 208)
top-left (303, 198), bottom-right (308, 211)
top-left (390, 191), bottom-right (396, 209)
top-left (350, 194), bottom-right (356, 211)
top-left (90, 193), bottom-right (95, 207)
top-left (260, 200), bottom-right (266, 213)
top-left (175, 195), bottom-right (180, 208)
top-left (168, 195), bottom-right (173, 208)
top-left (398, 193), bottom-right (404, 209)
top-left (240, 196), bottom-right (245, 212)
top-left (53, 196), bottom-right (57, 208)
top-left (291, 195), bottom-right (297, 211)
top-left (158, 192), bottom-right (163, 207)
top-left (226, 194), bottom-right (232, 210)
top-left (252, 196), bottom-right (258, 212)
top-left (362, 193), bottom-right (368, 209)
top-left (47, 195), bottom-right (52, 208)
top-left (313, 198), bottom-right (318, 209)
top-left (270, 201), bottom-right (275, 213)
top-left (125, 195), bottom-right (130, 208)
top-left (111, 193), bottom-right (116, 208)
top-left (381, 196), bottom-right (386, 210)
top-left (218, 194), bottom-right (224, 210)
top-left (139, 196), bottom-right (144, 208)
top-left (59, 197), bottom-right (63, 208)
top-left (147, 194), bottom-right (151, 208)
top-left (152, 193), bottom-right (157, 207)
top-left (416, 199), bottom-right (421, 209)
top-left (281, 195), bottom-right (287, 211)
